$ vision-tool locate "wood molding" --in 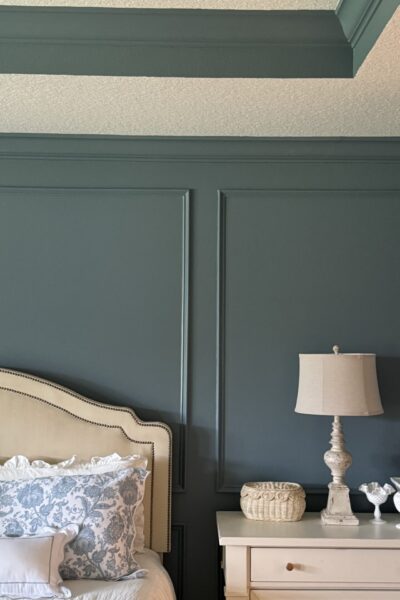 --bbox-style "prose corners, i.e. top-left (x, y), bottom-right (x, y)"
top-left (0, 135), bottom-right (399, 164)
top-left (175, 190), bottom-right (190, 494)
top-left (336, 0), bottom-right (399, 74)
top-left (0, 4), bottom-right (397, 77)
top-left (216, 191), bottom-right (227, 493)
top-left (0, 7), bottom-right (351, 78)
